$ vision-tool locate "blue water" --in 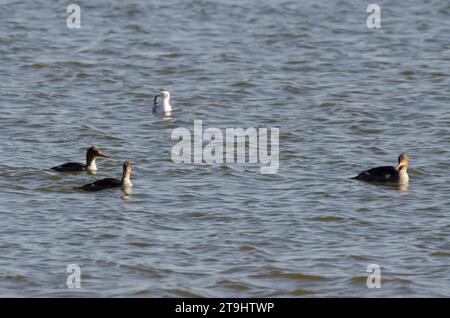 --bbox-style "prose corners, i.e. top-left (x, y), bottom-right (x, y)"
top-left (0, 0), bottom-right (449, 297)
